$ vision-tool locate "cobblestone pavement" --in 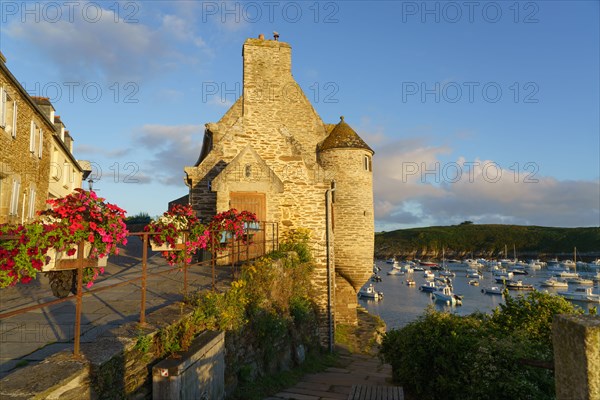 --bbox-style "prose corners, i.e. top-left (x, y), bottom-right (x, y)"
top-left (0, 236), bottom-right (233, 378)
